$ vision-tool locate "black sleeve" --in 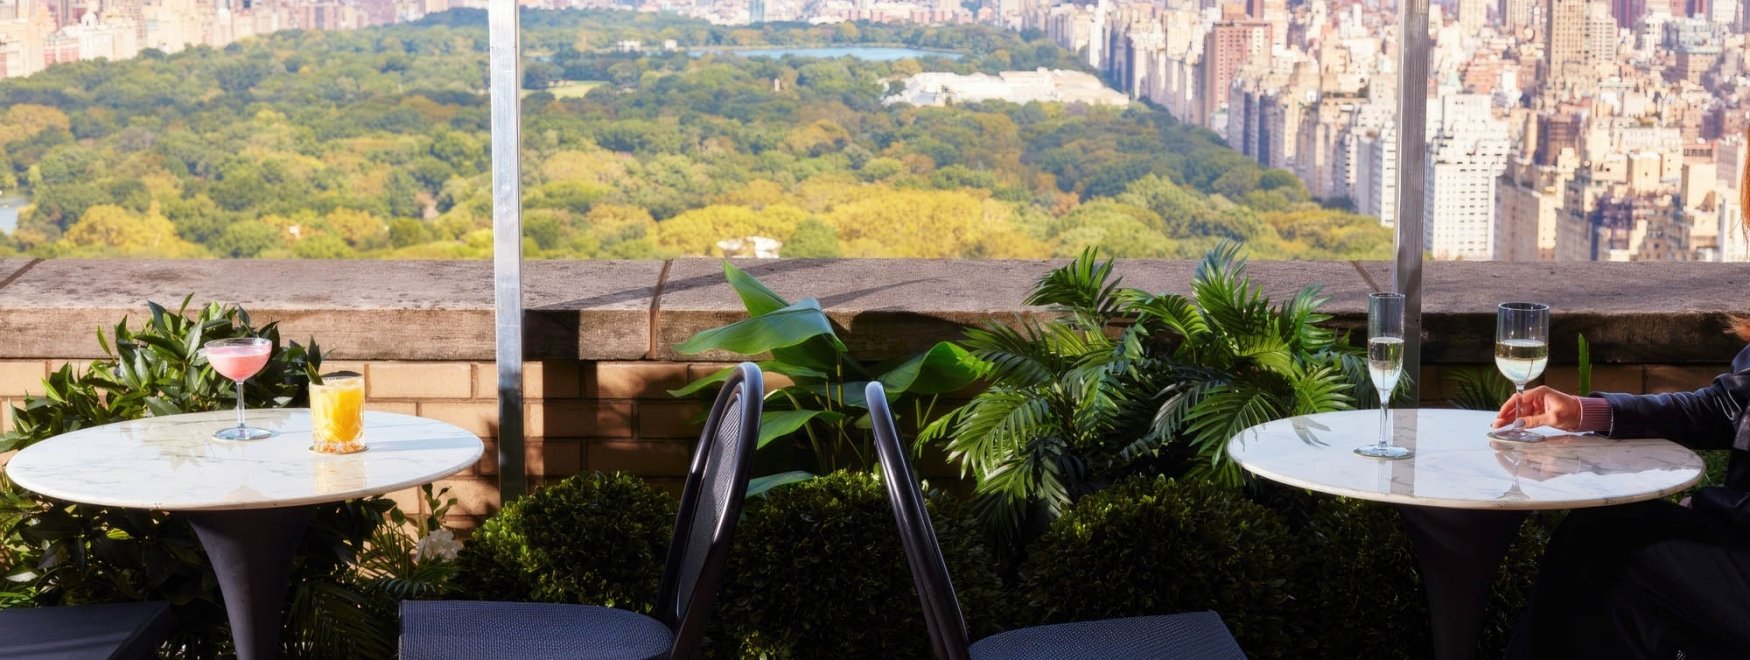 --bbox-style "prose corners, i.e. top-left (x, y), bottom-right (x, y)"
top-left (1691, 486), bottom-right (1750, 528)
top-left (1597, 373), bottom-right (1750, 451)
